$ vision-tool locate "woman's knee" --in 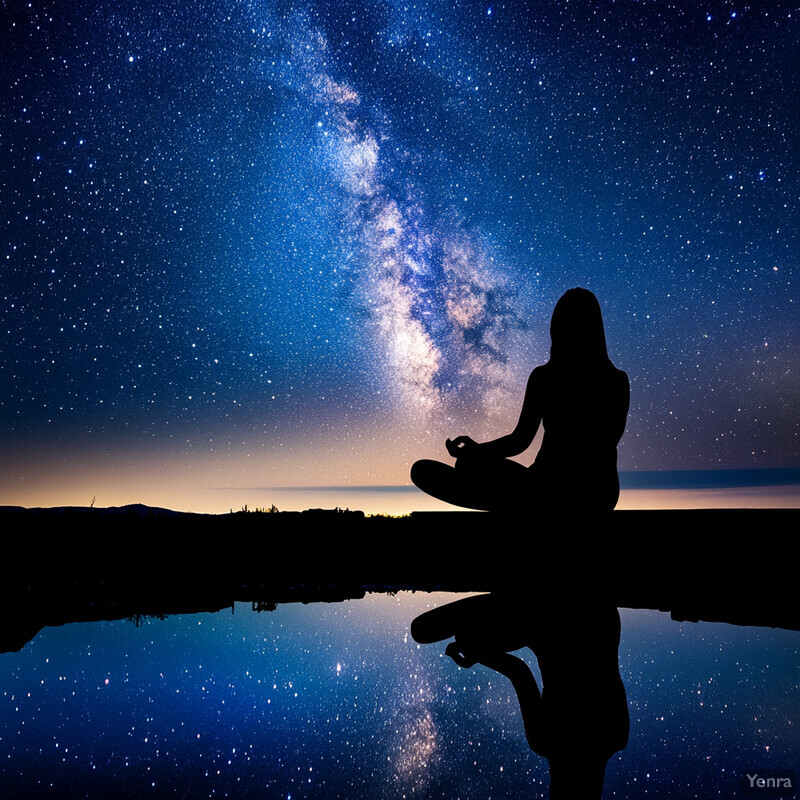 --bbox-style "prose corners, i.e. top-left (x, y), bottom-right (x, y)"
top-left (410, 459), bottom-right (435, 489)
